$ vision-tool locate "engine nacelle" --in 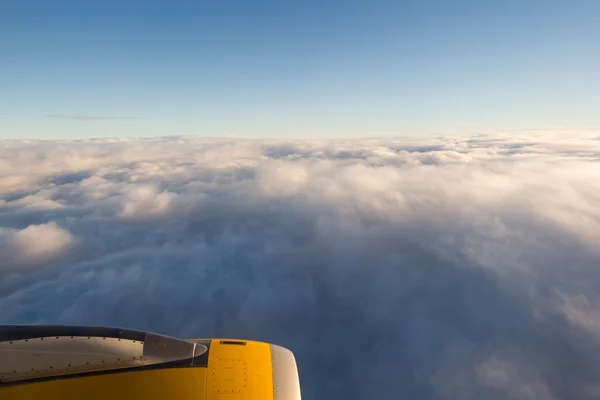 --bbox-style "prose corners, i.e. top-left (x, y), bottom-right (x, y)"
top-left (0, 325), bottom-right (301, 400)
